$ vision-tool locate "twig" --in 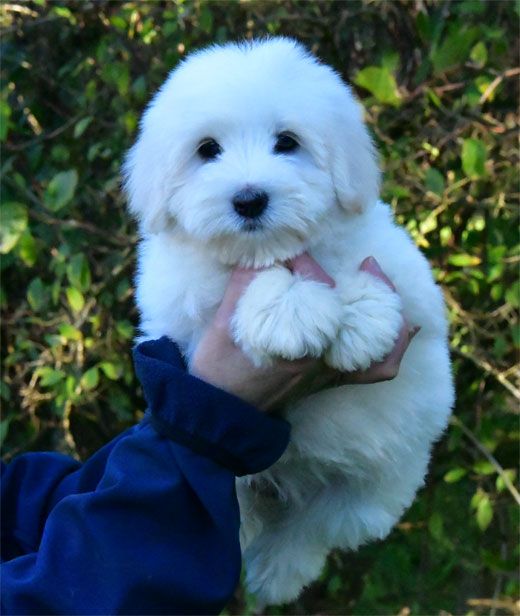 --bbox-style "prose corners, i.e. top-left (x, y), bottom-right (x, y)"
top-left (480, 67), bottom-right (520, 105)
top-left (3, 176), bottom-right (129, 247)
top-left (29, 209), bottom-right (129, 247)
top-left (451, 347), bottom-right (520, 404)
top-left (451, 416), bottom-right (520, 506)
top-left (467, 597), bottom-right (520, 616)
top-left (5, 116), bottom-right (79, 152)
top-left (1, 4), bottom-right (38, 17)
